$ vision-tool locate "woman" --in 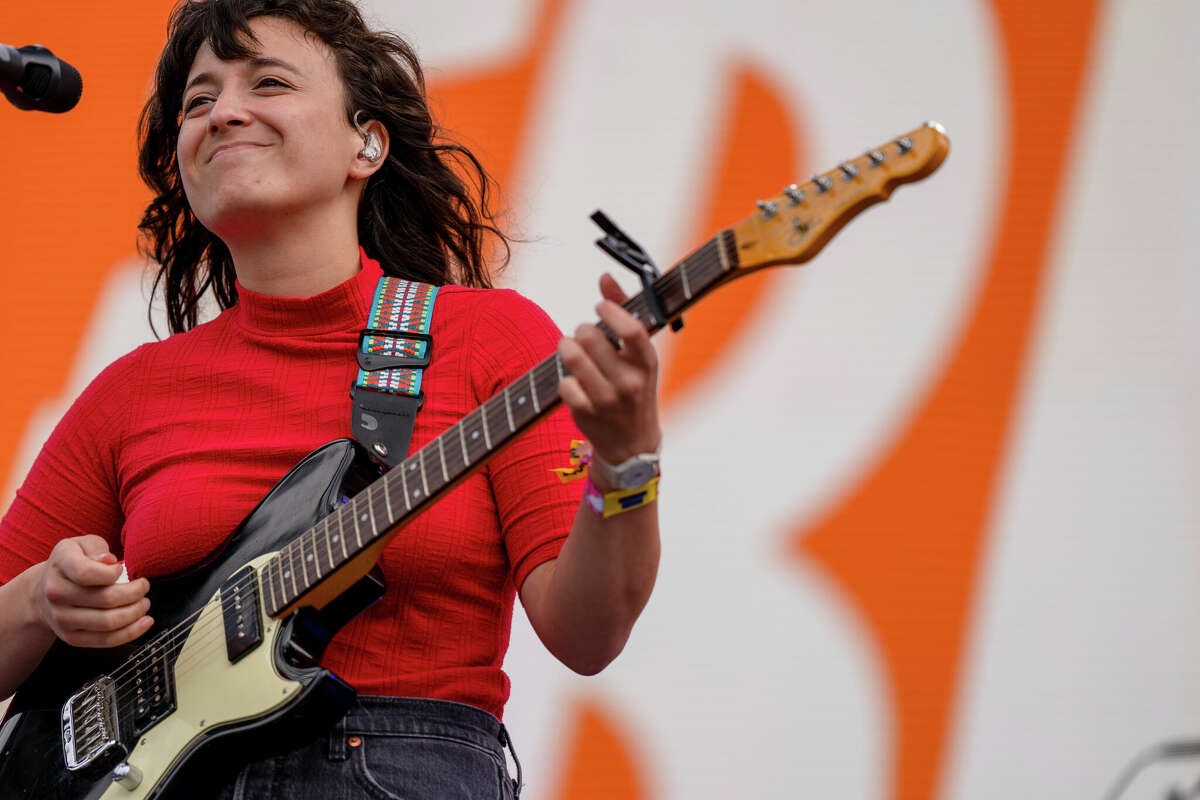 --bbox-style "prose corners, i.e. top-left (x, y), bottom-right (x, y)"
top-left (0, 1), bottom-right (662, 797)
